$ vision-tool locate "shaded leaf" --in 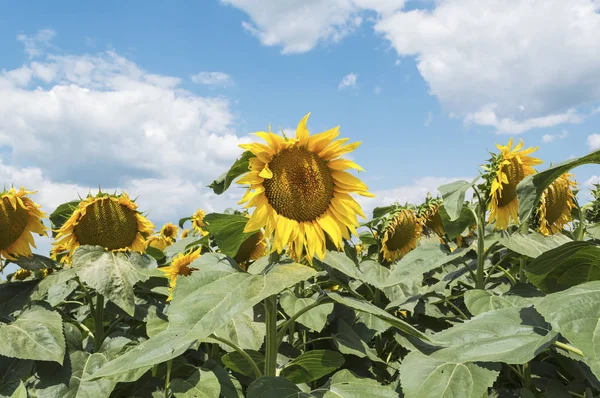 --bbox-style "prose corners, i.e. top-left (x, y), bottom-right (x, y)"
top-left (318, 369), bottom-right (398, 398)
top-left (204, 213), bottom-right (256, 257)
top-left (0, 280), bottom-right (39, 317)
top-left (221, 350), bottom-right (264, 377)
top-left (439, 205), bottom-right (476, 240)
top-left (333, 320), bottom-right (384, 364)
top-left (171, 368), bottom-right (220, 398)
top-left (281, 350), bottom-right (344, 384)
top-left (12, 254), bottom-right (58, 271)
top-left (464, 289), bottom-right (541, 316)
top-left (247, 377), bottom-right (311, 398)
